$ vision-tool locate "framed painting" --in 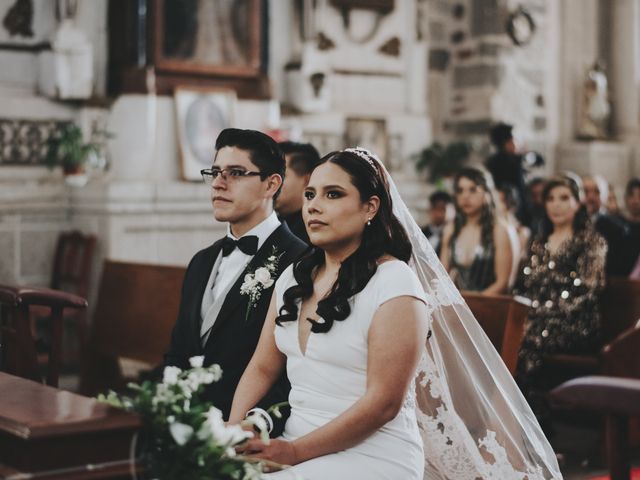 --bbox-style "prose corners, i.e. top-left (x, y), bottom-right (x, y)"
top-left (155, 0), bottom-right (262, 77)
top-left (175, 86), bottom-right (237, 181)
top-left (344, 117), bottom-right (389, 168)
